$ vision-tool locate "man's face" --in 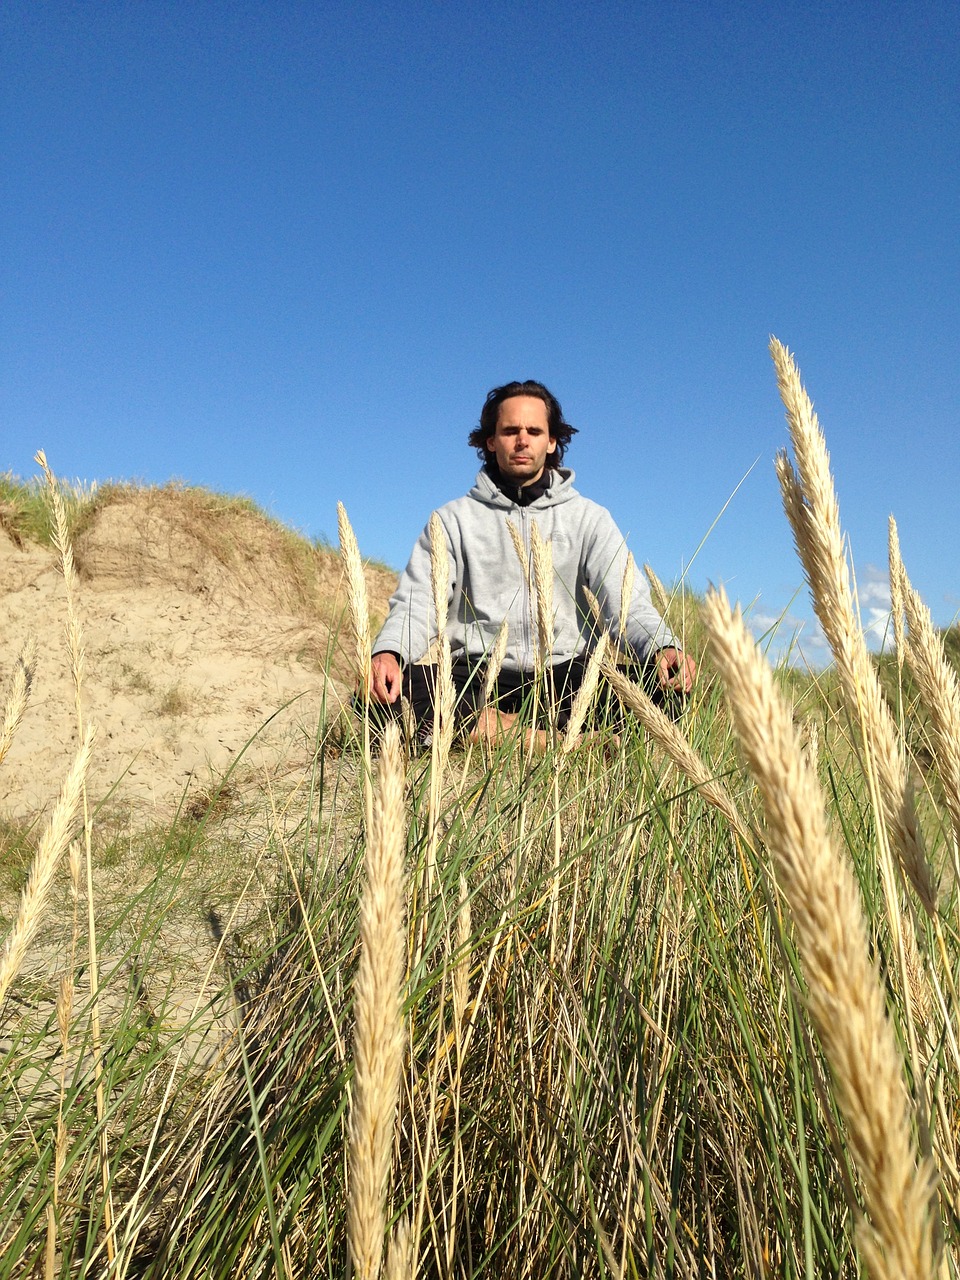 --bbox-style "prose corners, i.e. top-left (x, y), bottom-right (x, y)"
top-left (486, 396), bottom-right (556, 485)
